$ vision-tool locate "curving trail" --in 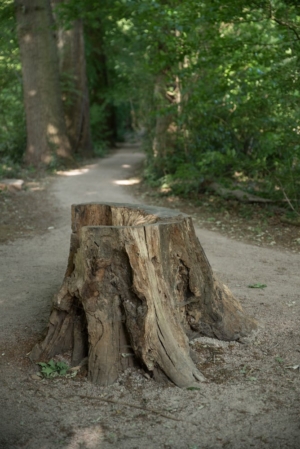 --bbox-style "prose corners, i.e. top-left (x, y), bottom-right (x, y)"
top-left (0, 145), bottom-right (299, 449)
top-left (0, 145), bottom-right (144, 339)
